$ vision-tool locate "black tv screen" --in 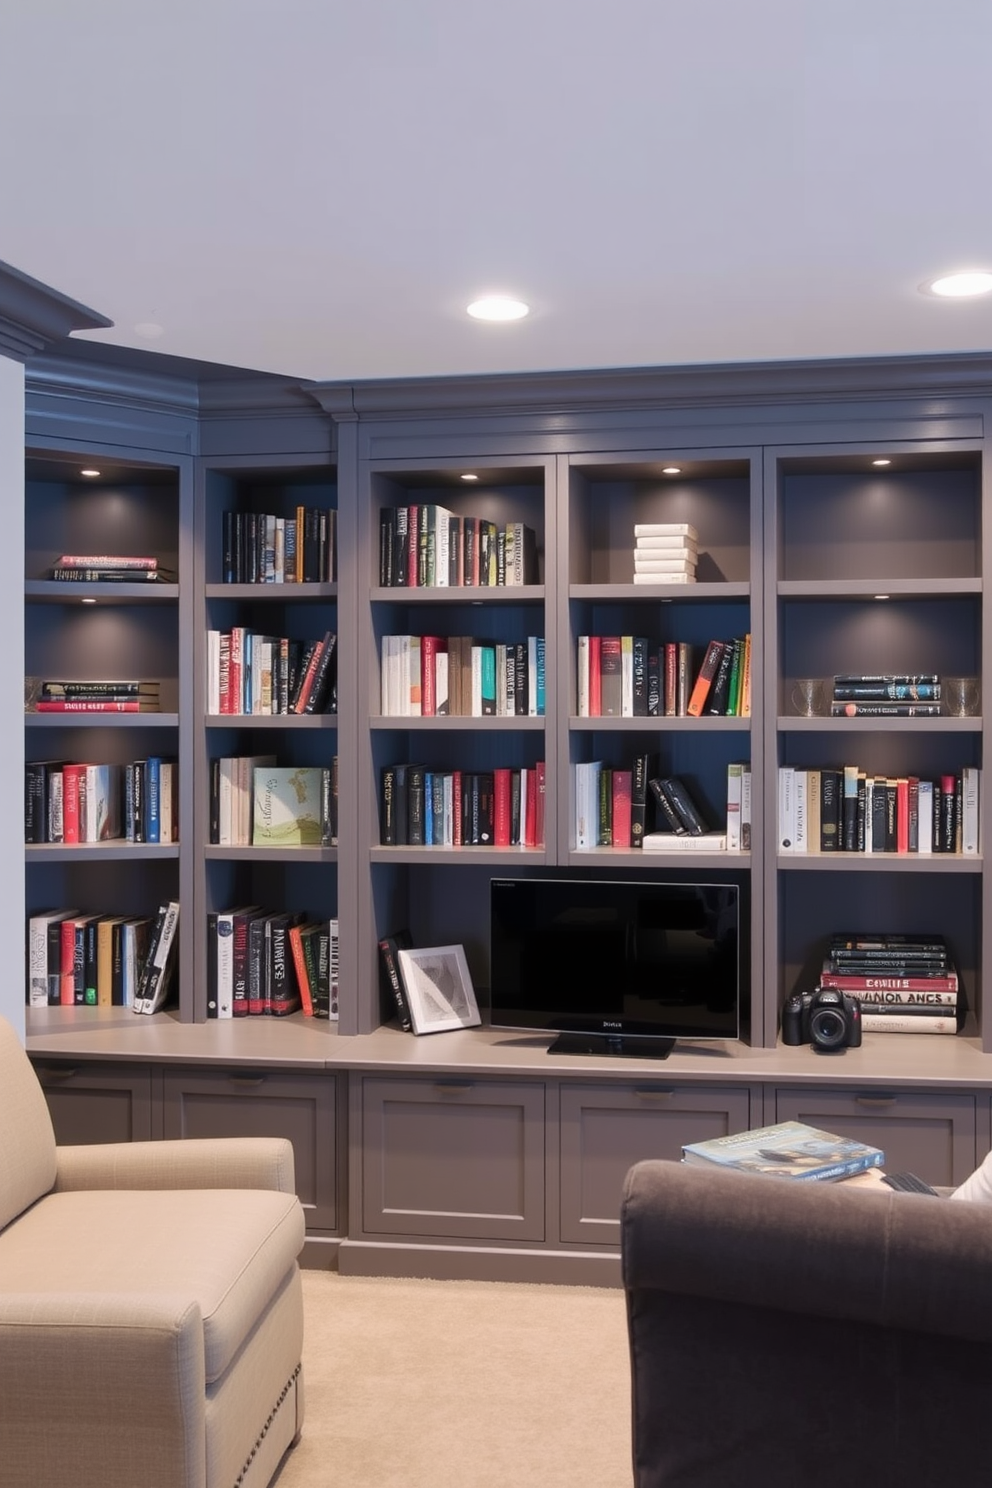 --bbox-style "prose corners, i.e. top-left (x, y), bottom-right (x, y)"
top-left (489, 877), bottom-right (742, 1057)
